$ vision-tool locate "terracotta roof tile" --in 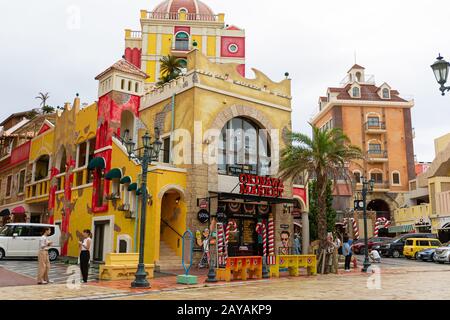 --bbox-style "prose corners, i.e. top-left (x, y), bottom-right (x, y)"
top-left (333, 84), bottom-right (407, 102)
top-left (95, 59), bottom-right (149, 80)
